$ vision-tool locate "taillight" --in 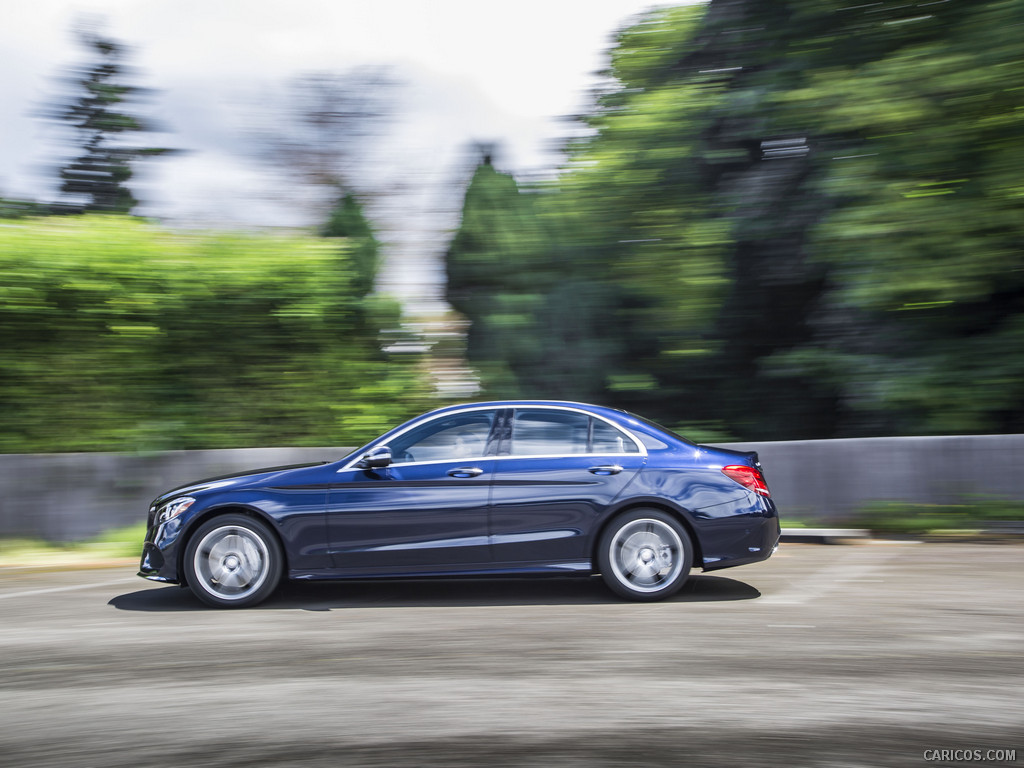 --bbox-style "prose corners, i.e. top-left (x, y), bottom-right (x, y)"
top-left (722, 465), bottom-right (771, 497)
